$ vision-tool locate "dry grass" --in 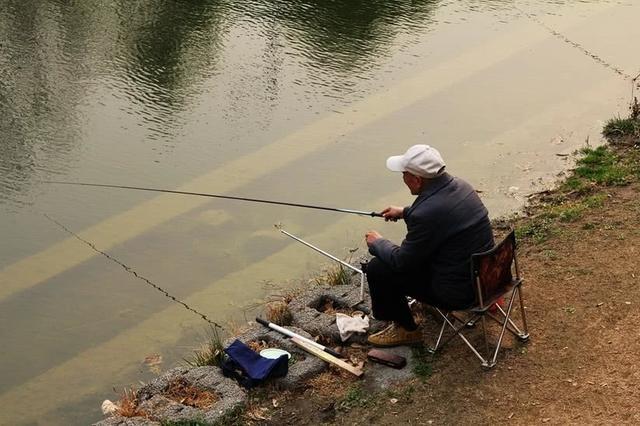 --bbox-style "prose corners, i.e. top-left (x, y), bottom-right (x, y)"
top-left (163, 377), bottom-right (218, 409)
top-left (265, 301), bottom-right (293, 326)
top-left (184, 326), bottom-right (225, 368)
top-left (227, 319), bottom-right (254, 338)
top-left (247, 339), bottom-right (271, 353)
top-left (305, 346), bottom-right (366, 397)
top-left (115, 387), bottom-right (147, 418)
top-left (305, 371), bottom-right (357, 399)
top-left (315, 264), bottom-right (353, 287)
